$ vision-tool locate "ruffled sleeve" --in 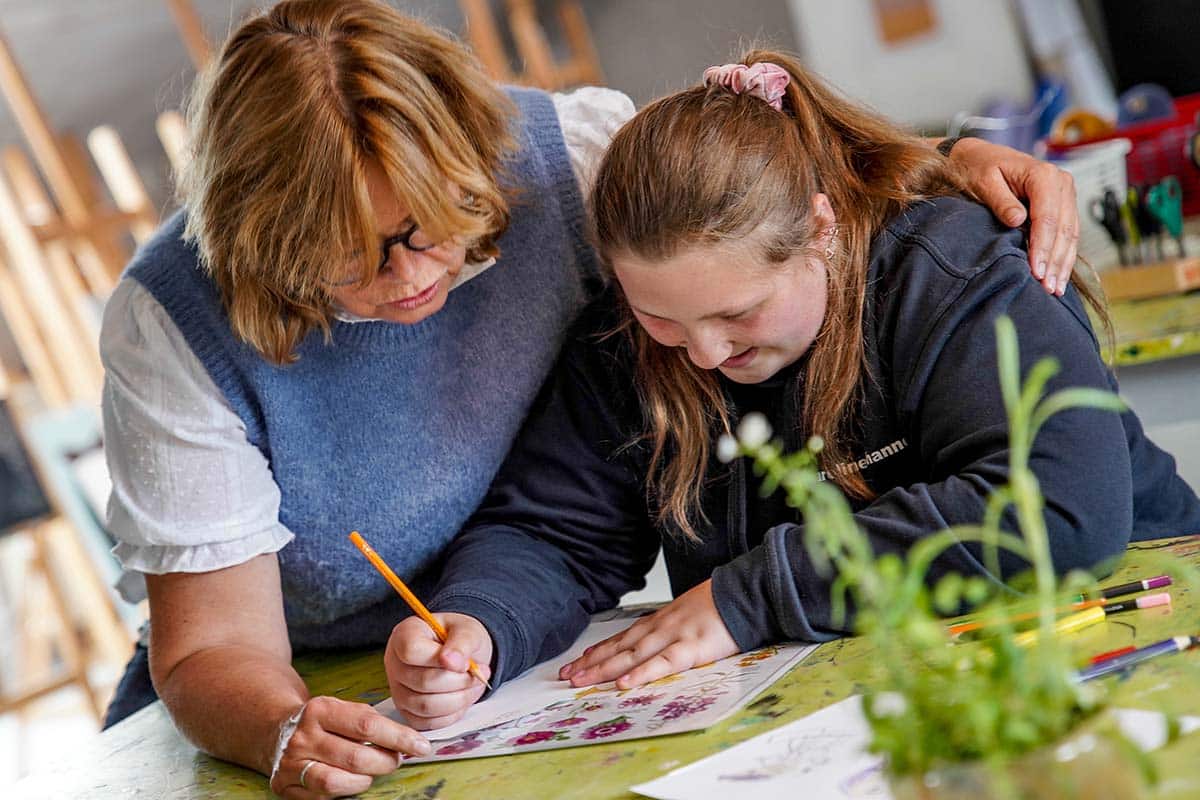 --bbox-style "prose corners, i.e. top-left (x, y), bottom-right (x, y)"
top-left (100, 278), bottom-right (293, 601)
